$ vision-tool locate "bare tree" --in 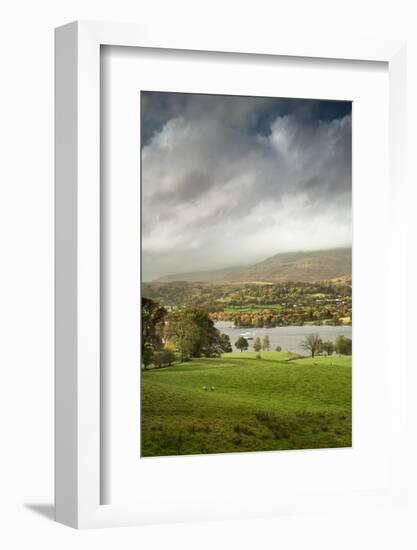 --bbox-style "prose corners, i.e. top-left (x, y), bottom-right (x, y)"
top-left (301, 334), bottom-right (323, 358)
